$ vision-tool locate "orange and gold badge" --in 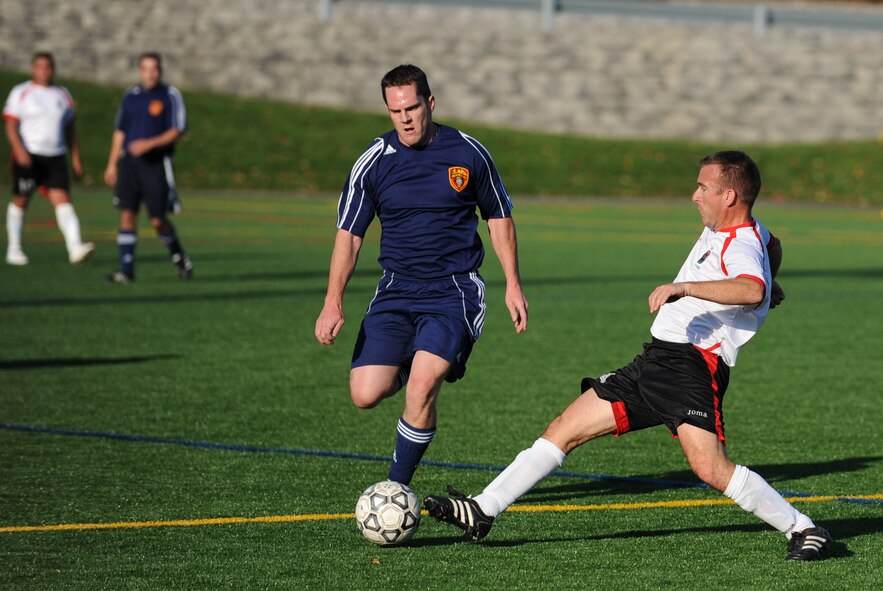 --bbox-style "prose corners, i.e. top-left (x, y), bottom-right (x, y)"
top-left (148, 99), bottom-right (164, 117)
top-left (448, 166), bottom-right (469, 192)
